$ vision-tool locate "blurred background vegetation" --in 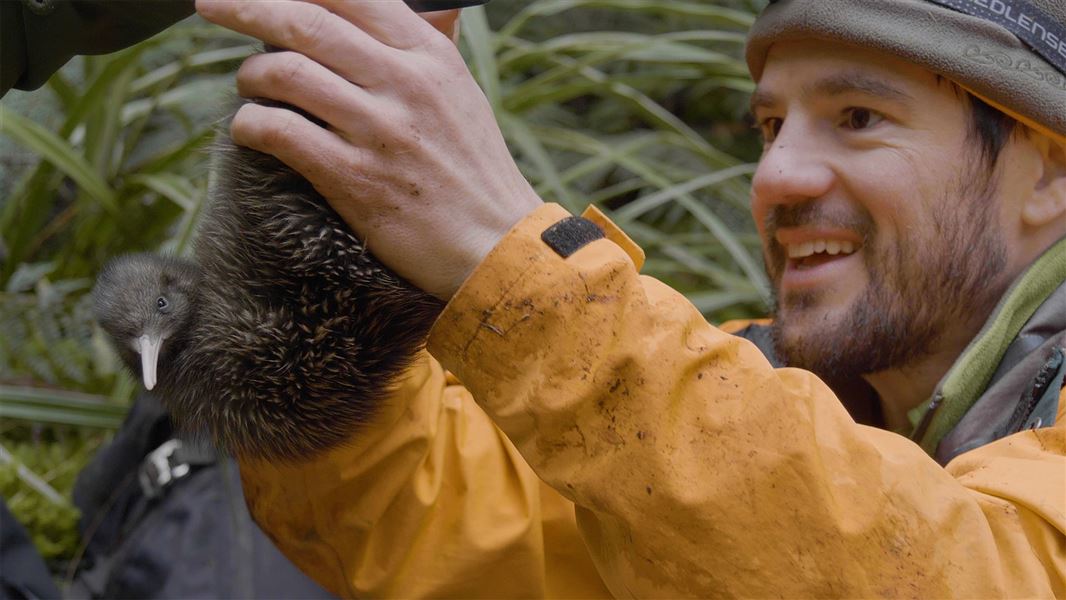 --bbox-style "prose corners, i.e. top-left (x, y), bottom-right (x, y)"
top-left (0, 0), bottom-right (768, 572)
